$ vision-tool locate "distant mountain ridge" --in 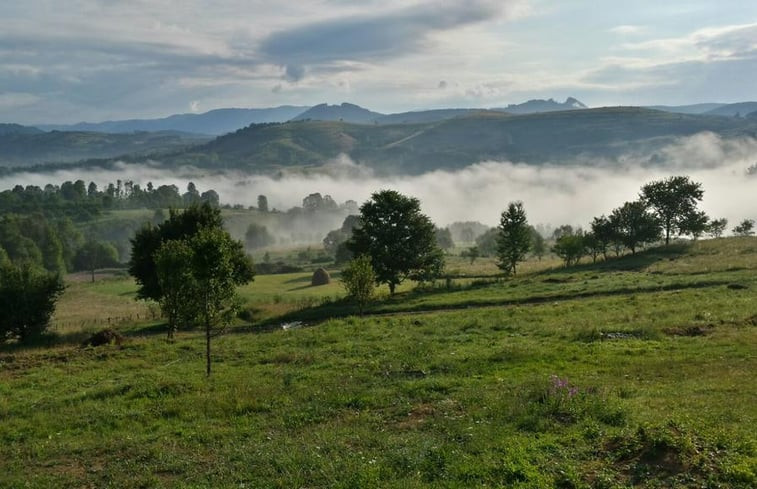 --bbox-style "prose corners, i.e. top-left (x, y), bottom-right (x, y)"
top-left (157, 107), bottom-right (757, 175)
top-left (291, 102), bottom-right (384, 124)
top-left (38, 106), bottom-right (310, 136)
top-left (0, 123), bottom-right (44, 136)
top-left (494, 97), bottom-right (588, 114)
